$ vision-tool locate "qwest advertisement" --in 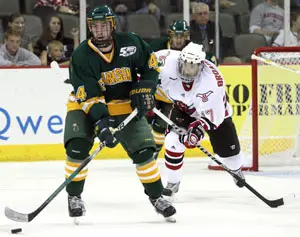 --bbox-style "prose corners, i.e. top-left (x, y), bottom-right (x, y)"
top-left (0, 66), bottom-right (252, 161)
top-left (0, 68), bottom-right (69, 144)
